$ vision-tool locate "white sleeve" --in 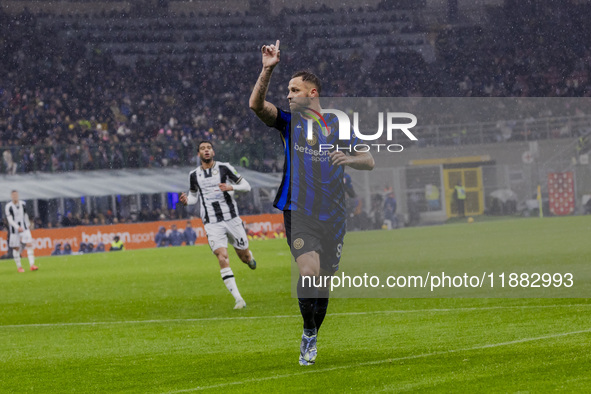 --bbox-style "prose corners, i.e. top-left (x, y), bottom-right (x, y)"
top-left (5, 204), bottom-right (18, 229)
top-left (231, 178), bottom-right (251, 192)
top-left (187, 191), bottom-right (199, 205)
